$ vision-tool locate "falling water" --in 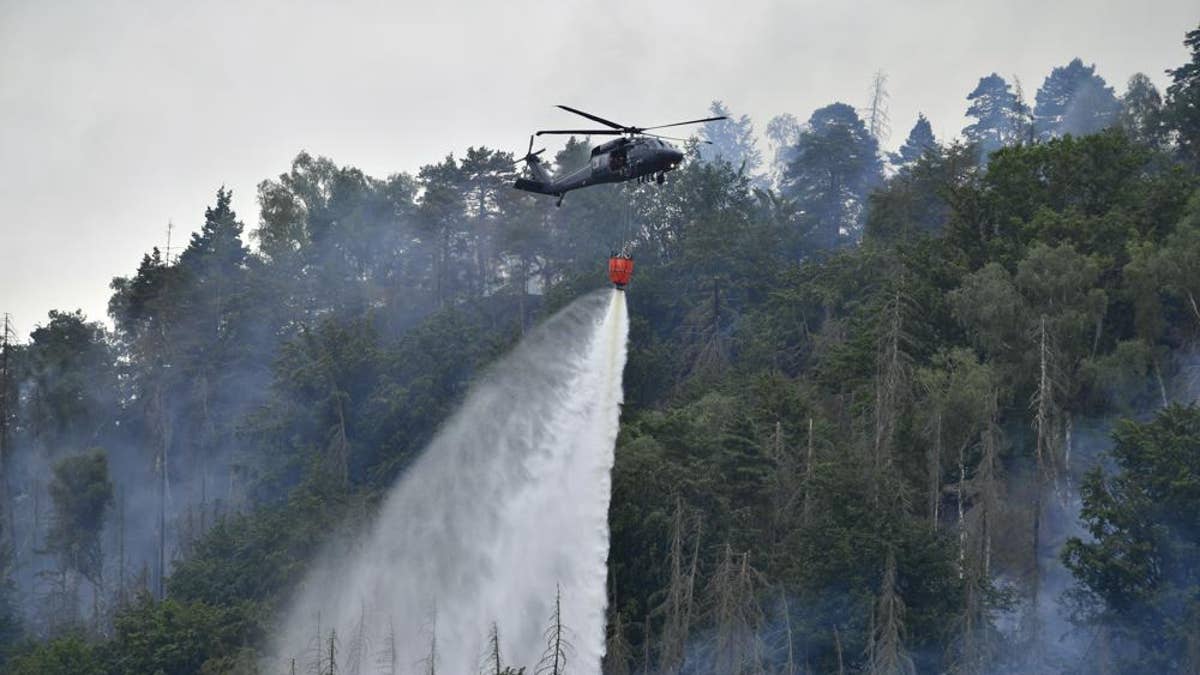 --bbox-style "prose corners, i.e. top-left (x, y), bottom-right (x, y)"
top-left (272, 289), bottom-right (629, 674)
